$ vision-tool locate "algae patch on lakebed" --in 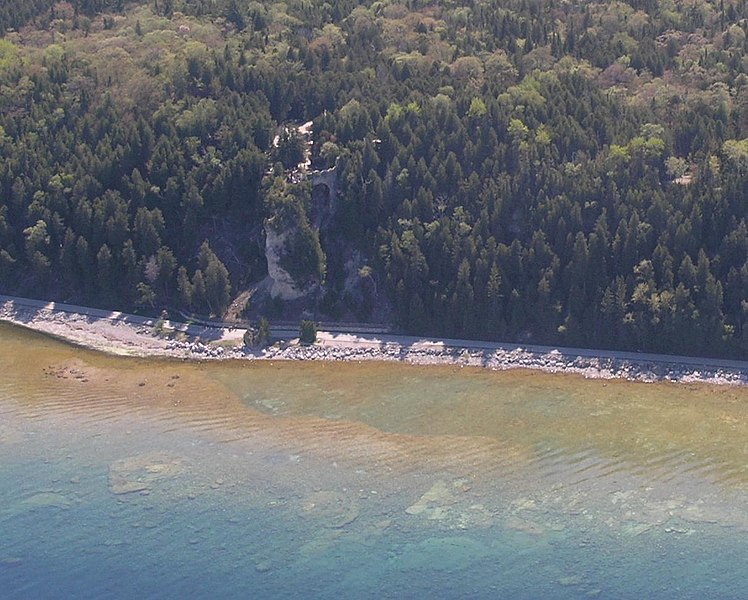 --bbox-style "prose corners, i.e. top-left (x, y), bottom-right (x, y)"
top-left (3, 323), bottom-right (748, 598)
